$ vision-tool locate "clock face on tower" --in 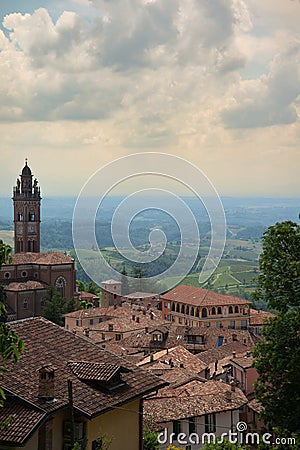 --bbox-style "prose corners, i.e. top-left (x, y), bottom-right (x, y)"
top-left (28, 224), bottom-right (36, 234)
top-left (16, 223), bottom-right (23, 235)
